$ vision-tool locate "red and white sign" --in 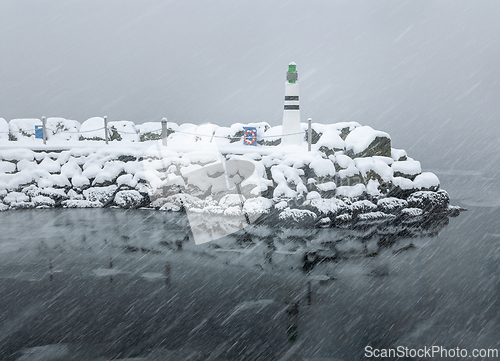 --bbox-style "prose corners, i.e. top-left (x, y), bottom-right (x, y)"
top-left (243, 127), bottom-right (257, 146)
